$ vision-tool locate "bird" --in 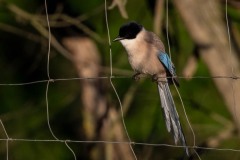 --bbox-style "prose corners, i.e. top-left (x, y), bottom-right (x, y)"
top-left (113, 21), bottom-right (189, 156)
